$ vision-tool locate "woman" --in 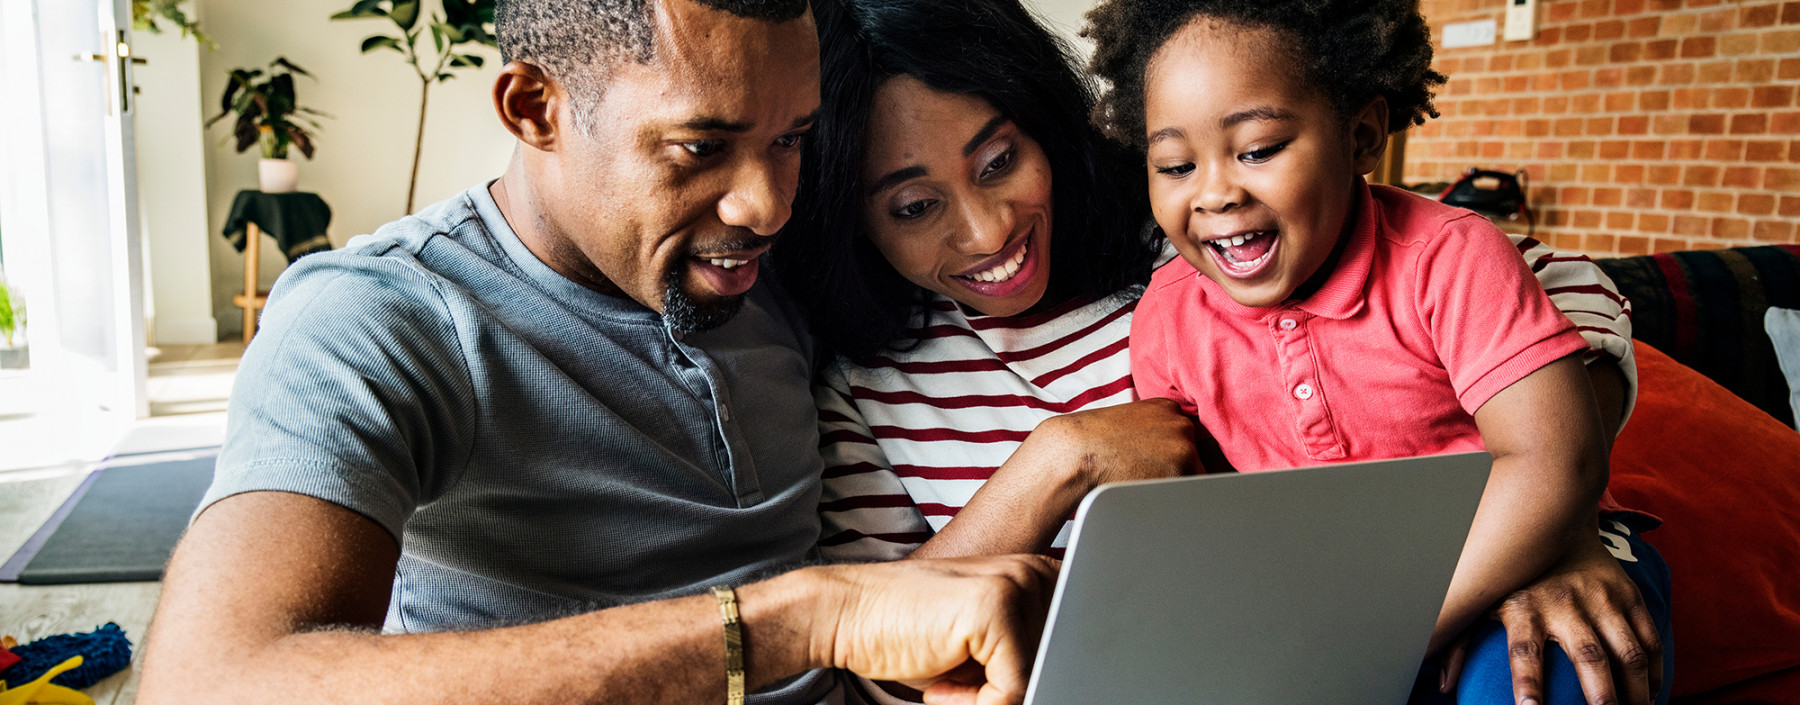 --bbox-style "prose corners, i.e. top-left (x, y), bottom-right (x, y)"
top-left (773, 0), bottom-right (1658, 702)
